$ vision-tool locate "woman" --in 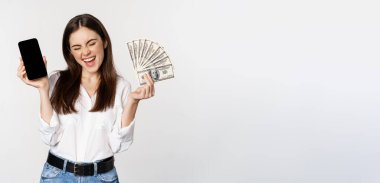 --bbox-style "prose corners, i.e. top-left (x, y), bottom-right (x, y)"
top-left (17, 14), bottom-right (154, 182)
